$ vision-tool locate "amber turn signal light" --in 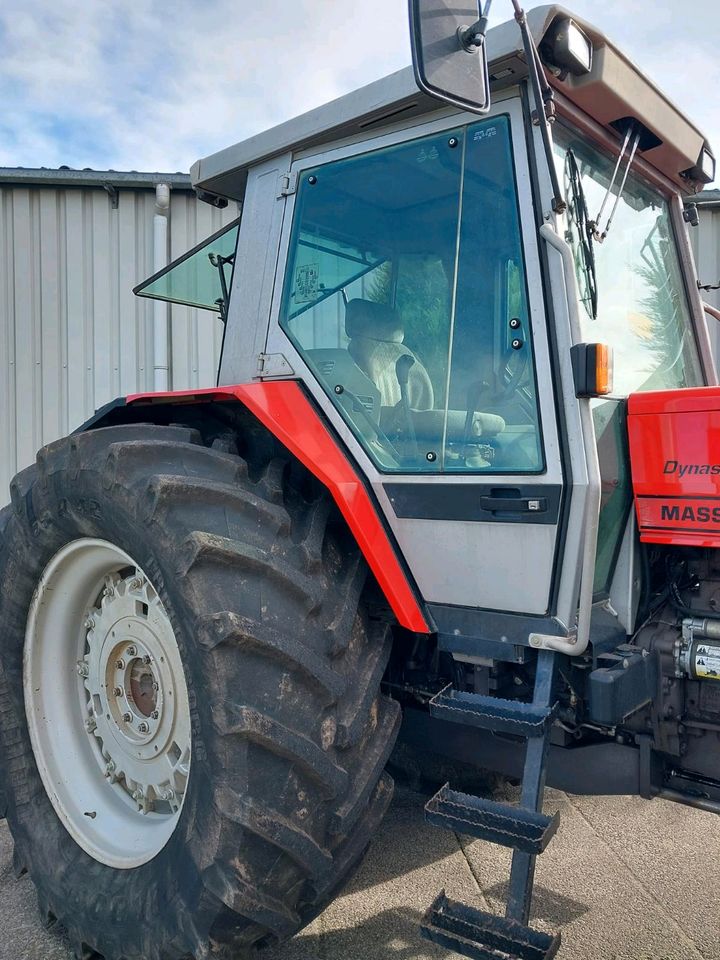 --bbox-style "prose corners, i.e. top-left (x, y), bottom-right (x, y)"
top-left (570, 342), bottom-right (613, 398)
